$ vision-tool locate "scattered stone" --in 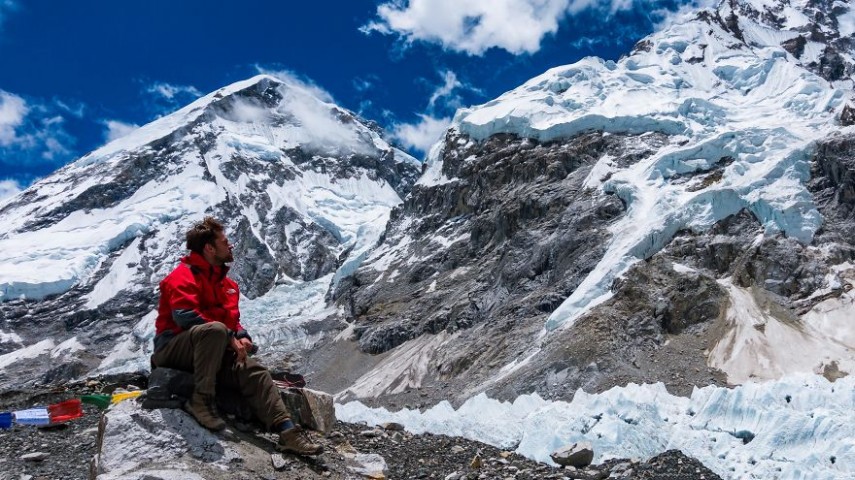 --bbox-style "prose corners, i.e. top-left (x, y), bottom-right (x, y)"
top-left (451, 445), bottom-right (466, 454)
top-left (344, 452), bottom-right (388, 479)
top-left (271, 453), bottom-right (289, 470)
top-left (382, 422), bottom-right (404, 431)
top-left (19, 452), bottom-right (48, 462)
top-left (551, 442), bottom-right (594, 468)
